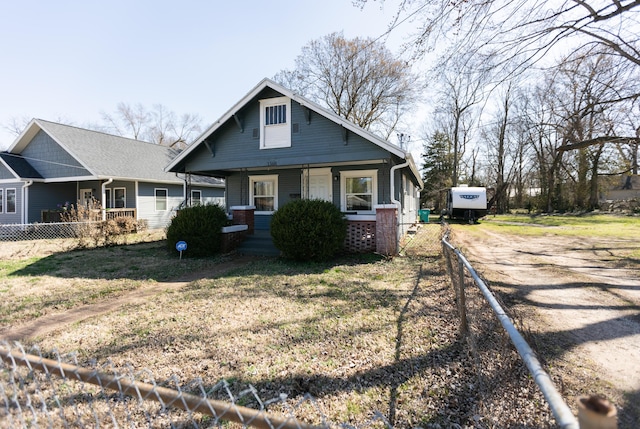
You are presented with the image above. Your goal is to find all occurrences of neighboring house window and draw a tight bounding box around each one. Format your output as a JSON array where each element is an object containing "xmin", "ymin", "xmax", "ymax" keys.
[
  {"xmin": 341, "ymin": 170, "xmax": 378, "ymax": 213},
  {"xmin": 155, "ymin": 188, "xmax": 168, "ymax": 211},
  {"xmin": 6, "ymin": 189, "xmax": 16, "ymax": 213},
  {"xmin": 0, "ymin": 189, "xmax": 3, "ymax": 213},
  {"xmin": 114, "ymin": 188, "xmax": 126, "ymax": 208},
  {"xmin": 250, "ymin": 175, "xmax": 278, "ymax": 212},
  {"xmin": 105, "ymin": 188, "xmax": 113, "ymax": 209},
  {"xmin": 259, "ymin": 97, "xmax": 291, "ymax": 149},
  {"xmin": 191, "ymin": 190, "xmax": 202, "ymax": 206}
]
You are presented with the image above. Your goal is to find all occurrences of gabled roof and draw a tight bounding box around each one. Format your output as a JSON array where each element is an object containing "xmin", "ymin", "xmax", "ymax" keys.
[
  {"xmin": 0, "ymin": 153, "xmax": 43, "ymax": 179},
  {"xmin": 8, "ymin": 119, "xmax": 223, "ymax": 186},
  {"xmin": 166, "ymin": 78, "xmax": 423, "ymax": 187}
]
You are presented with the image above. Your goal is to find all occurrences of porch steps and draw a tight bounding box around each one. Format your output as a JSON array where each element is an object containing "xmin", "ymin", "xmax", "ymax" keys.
[{"xmin": 236, "ymin": 230, "xmax": 281, "ymax": 257}]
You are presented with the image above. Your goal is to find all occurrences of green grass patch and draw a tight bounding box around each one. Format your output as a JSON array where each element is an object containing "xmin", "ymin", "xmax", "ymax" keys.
[{"xmin": 478, "ymin": 214, "xmax": 640, "ymax": 240}]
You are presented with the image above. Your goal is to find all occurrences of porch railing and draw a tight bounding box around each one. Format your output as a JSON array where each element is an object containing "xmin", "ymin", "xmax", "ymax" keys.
[{"xmin": 41, "ymin": 208, "xmax": 136, "ymax": 223}]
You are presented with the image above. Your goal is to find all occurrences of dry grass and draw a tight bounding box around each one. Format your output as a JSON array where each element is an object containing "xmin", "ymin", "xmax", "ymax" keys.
[{"xmin": 1, "ymin": 227, "xmax": 562, "ymax": 428}]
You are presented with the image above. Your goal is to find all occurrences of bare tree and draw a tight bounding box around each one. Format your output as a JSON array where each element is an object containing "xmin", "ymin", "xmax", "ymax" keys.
[
  {"xmin": 482, "ymin": 82, "xmax": 518, "ymax": 213},
  {"xmin": 432, "ymin": 54, "xmax": 488, "ymax": 186},
  {"xmin": 97, "ymin": 103, "xmax": 203, "ymax": 148},
  {"xmin": 551, "ymin": 47, "xmax": 637, "ymax": 208},
  {"xmin": 358, "ymin": 1, "xmax": 640, "ymax": 72},
  {"xmin": 274, "ymin": 32, "xmax": 418, "ymax": 140}
]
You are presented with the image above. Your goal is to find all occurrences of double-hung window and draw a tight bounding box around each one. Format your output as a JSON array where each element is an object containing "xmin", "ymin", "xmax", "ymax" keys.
[
  {"xmin": 250, "ymin": 175, "xmax": 278, "ymax": 213},
  {"xmin": 259, "ymin": 97, "xmax": 291, "ymax": 149},
  {"xmin": 191, "ymin": 190, "xmax": 202, "ymax": 206},
  {"xmin": 341, "ymin": 170, "xmax": 378, "ymax": 213},
  {"xmin": 155, "ymin": 188, "xmax": 168, "ymax": 211},
  {"xmin": 114, "ymin": 188, "xmax": 126, "ymax": 208},
  {"xmin": 6, "ymin": 189, "xmax": 15, "ymax": 213},
  {"xmin": 105, "ymin": 189, "xmax": 113, "ymax": 209}
]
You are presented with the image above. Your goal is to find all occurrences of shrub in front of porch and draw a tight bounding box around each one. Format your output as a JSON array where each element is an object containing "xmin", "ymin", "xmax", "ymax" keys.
[
  {"xmin": 165, "ymin": 204, "xmax": 229, "ymax": 257},
  {"xmin": 271, "ymin": 199, "xmax": 347, "ymax": 261}
]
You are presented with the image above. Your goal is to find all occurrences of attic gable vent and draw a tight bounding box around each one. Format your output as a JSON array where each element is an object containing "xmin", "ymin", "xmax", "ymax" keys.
[
  {"xmin": 252, "ymin": 128, "xmax": 259, "ymax": 139},
  {"xmin": 292, "ymin": 123, "xmax": 299, "ymax": 133}
]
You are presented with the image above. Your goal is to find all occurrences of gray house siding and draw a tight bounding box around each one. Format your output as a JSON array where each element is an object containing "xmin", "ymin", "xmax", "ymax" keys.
[
  {"xmin": 0, "ymin": 181, "xmax": 24, "ymax": 224},
  {"xmin": 137, "ymin": 182, "xmax": 183, "ymax": 229},
  {"xmin": 225, "ymin": 163, "xmax": 394, "ymax": 215},
  {"xmin": 183, "ymin": 96, "xmax": 390, "ymax": 175},
  {"xmin": 102, "ymin": 180, "xmax": 136, "ymax": 208},
  {"xmin": 21, "ymin": 130, "xmax": 90, "ymax": 178},
  {"xmin": 28, "ymin": 182, "xmax": 77, "ymax": 223},
  {"xmin": 190, "ymin": 186, "xmax": 224, "ymax": 206},
  {"xmin": 0, "ymin": 163, "xmax": 15, "ymax": 180}
]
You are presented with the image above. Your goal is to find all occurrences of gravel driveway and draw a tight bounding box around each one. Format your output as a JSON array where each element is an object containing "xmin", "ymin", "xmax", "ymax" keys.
[{"xmin": 451, "ymin": 225, "xmax": 640, "ymax": 426}]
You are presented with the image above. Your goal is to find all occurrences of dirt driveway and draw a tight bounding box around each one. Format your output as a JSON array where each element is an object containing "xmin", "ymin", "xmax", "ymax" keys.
[{"xmin": 451, "ymin": 224, "xmax": 640, "ymax": 421}]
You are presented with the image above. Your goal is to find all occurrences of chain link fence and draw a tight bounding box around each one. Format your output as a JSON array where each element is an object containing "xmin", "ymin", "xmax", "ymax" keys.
[
  {"xmin": 0, "ymin": 341, "xmax": 338, "ymax": 429},
  {"xmin": 0, "ymin": 222, "xmax": 93, "ymax": 242},
  {"xmin": 440, "ymin": 226, "xmax": 590, "ymax": 428},
  {"xmin": 398, "ymin": 222, "xmax": 442, "ymax": 257}
]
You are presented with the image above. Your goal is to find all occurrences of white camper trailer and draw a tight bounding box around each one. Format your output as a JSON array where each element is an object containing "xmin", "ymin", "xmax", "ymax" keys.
[{"xmin": 445, "ymin": 186, "xmax": 488, "ymax": 223}]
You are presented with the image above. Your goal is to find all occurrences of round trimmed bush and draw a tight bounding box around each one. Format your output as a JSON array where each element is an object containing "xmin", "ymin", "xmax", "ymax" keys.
[
  {"xmin": 165, "ymin": 204, "xmax": 229, "ymax": 257},
  {"xmin": 271, "ymin": 199, "xmax": 347, "ymax": 261}
]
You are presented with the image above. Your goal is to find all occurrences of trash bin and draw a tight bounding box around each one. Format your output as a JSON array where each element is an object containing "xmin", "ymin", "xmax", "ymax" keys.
[{"xmin": 418, "ymin": 209, "xmax": 430, "ymax": 223}]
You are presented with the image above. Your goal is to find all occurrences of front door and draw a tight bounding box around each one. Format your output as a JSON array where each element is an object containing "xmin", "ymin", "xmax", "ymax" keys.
[
  {"xmin": 80, "ymin": 188, "xmax": 93, "ymax": 207},
  {"xmin": 303, "ymin": 168, "xmax": 332, "ymax": 202}
]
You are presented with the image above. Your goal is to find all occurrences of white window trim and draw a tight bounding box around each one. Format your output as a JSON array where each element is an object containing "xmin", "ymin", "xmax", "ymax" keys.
[
  {"xmin": 191, "ymin": 189, "xmax": 202, "ymax": 206},
  {"xmin": 6, "ymin": 188, "xmax": 16, "ymax": 214},
  {"xmin": 0, "ymin": 189, "xmax": 3, "ymax": 213},
  {"xmin": 259, "ymin": 97, "xmax": 291, "ymax": 149},
  {"xmin": 155, "ymin": 188, "xmax": 168, "ymax": 212},
  {"xmin": 340, "ymin": 170, "xmax": 378, "ymax": 214},
  {"xmin": 114, "ymin": 187, "xmax": 126, "ymax": 208},
  {"xmin": 249, "ymin": 174, "xmax": 278, "ymax": 214},
  {"xmin": 105, "ymin": 188, "xmax": 113, "ymax": 209}
]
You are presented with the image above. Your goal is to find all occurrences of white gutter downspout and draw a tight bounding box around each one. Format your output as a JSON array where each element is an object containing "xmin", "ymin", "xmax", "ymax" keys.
[
  {"xmin": 389, "ymin": 160, "xmax": 410, "ymax": 252},
  {"xmin": 22, "ymin": 181, "xmax": 33, "ymax": 224},
  {"xmin": 101, "ymin": 178, "xmax": 113, "ymax": 221},
  {"xmin": 390, "ymin": 160, "xmax": 410, "ymax": 213}
]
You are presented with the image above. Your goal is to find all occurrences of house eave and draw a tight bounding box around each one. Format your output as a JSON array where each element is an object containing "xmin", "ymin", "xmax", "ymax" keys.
[{"xmin": 166, "ymin": 78, "xmax": 410, "ymax": 173}]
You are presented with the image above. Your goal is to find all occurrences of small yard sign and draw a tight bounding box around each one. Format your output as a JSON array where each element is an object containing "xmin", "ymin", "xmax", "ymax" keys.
[{"xmin": 176, "ymin": 241, "xmax": 187, "ymax": 259}]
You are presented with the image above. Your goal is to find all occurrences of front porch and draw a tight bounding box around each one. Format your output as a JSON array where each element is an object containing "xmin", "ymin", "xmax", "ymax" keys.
[{"xmin": 225, "ymin": 204, "xmax": 402, "ymax": 256}]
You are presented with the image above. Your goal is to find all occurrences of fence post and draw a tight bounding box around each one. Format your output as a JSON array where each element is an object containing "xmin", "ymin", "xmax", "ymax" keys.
[
  {"xmin": 457, "ymin": 254, "xmax": 468, "ymax": 335},
  {"xmin": 577, "ymin": 395, "xmax": 617, "ymax": 429}
]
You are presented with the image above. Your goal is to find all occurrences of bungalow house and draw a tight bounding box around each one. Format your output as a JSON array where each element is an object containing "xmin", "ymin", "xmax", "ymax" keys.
[
  {"xmin": 166, "ymin": 78, "xmax": 423, "ymax": 254},
  {"xmin": 0, "ymin": 119, "xmax": 224, "ymax": 229}
]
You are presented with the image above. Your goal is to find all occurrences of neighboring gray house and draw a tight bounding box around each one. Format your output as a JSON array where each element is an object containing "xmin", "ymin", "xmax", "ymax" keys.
[
  {"xmin": 0, "ymin": 119, "xmax": 224, "ymax": 229},
  {"xmin": 166, "ymin": 78, "xmax": 423, "ymax": 253}
]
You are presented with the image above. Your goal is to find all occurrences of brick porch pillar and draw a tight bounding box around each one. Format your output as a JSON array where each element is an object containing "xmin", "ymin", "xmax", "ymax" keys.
[
  {"xmin": 231, "ymin": 206, "xmax": 255, "ymax": 235},
  {"xmin": 375, "ymin": 204, "xmax": 398, "ymax": 256}
]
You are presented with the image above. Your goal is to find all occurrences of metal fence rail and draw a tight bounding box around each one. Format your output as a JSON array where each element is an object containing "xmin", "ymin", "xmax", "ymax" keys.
[
  {"xmin": 0, "ymin": 342, "xmax": 329, "ymax": 429},
  {"xmin": 441, "ymin": 230, "xmax": 580, "ymax": 429}
]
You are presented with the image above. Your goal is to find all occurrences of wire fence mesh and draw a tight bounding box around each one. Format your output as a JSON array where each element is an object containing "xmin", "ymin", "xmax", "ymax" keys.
[
  {"xmin": 398, "ymin": 222, "xmax": 442, "ymax": 257},
  {"xmin": 0, "ymin": 341, "xmax": 333, "ymax": 429},
  {"xmin": 0, "ymin": 222, "xmax": 94, "ymax": 242}
]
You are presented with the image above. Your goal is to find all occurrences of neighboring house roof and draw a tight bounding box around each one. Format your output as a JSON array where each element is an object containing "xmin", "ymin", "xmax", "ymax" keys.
[
  {"xmin": 7, "ymin": 119, "xmax": 223, "ymax": 186},
  {"xmin": 166, "ymin": 78, "xmax": 423, "ymax": 188},
  {"xmin": 0, "ymin": 152, "xmax": 43, "ymax": 179}
]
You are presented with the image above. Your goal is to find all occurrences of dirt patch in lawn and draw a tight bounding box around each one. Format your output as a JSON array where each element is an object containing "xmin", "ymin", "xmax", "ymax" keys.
[{"xmin": 450, "ymin": 222, "xmax": 640, "ymax": 426}]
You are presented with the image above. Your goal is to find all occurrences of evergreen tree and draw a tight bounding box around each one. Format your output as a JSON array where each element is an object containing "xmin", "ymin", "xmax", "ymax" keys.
[{"xmin": 421, "ymin": 131, "xmax": 454, "ymax": 211}]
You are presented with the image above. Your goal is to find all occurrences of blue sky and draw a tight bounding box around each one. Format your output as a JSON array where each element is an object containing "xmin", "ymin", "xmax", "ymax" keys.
[{"xmin": 0, "ymin": 0, "xmax": 421, "ymax": 151}]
